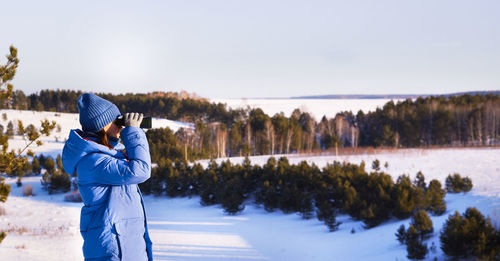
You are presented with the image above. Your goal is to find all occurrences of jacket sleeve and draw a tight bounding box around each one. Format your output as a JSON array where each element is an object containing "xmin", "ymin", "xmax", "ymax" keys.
[{"xmin": 77, "ymin": 127, "xmax": 152, "ymax": 185}]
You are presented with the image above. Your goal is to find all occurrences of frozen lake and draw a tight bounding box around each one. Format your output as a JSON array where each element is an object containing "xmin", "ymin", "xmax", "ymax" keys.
[{"xmin": 210, "ymin": 98, "xmax": 401, "ymax": 119}]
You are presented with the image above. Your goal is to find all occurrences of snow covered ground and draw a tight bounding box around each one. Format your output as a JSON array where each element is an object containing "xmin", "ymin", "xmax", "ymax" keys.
[
  {"xmin": 1, "ymin": 148, "xmax": 500, "ymax": 260},
  {"xmin": 0, "ymin": 109, "xmax": 193, "ymax": 158},
  {"xmin": 210, "ymin": 98, "xmax": 400, "ymax": 119},
  {"xmin": 198, "ymin": 148, "xmax": 500, "ymax": 198},
  {"xmin": 1, "ymin": 109, "xmax": 500, "ymax": 260}
]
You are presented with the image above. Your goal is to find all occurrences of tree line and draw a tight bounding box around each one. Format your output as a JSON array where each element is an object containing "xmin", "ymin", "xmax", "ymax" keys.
[
  {"xmin": 4, "ymin": 89, "xmax": 500, "ymax": 161},
  {"xmin": 357, "ymin": 95, "xmax": 500, "ymax": 147}
]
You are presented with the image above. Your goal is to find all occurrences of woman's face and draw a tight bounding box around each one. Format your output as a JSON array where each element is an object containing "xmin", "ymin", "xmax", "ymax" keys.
[{"xmin": 103, "ymin": 121, "xmax": 123, "ymax": 138}]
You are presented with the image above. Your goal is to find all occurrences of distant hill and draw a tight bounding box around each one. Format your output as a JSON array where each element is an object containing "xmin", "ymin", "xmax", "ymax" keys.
[{"xmin": 292, "ymin": 90, "xmax": 500, "ymax": 99}]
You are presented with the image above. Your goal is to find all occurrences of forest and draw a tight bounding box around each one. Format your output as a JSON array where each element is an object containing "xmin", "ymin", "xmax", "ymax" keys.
[
  {"xmin": 2, "ymin": 89, "xmax": 500, "ymax": 162},
  {"xmin": 137, "ymin": 156, "xmax": 451, "ymax": 229}
]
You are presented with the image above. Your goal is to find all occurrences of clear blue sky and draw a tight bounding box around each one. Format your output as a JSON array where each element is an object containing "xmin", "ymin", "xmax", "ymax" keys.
[{"xmin": 1, "ymin": 0, "xmax": 499, "ymax": 98}]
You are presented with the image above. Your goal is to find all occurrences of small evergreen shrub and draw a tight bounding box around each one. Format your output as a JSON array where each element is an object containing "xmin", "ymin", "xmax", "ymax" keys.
[
  {"xmin": 41, "ymin": 155, "xmax": 71, "ymax": 194},
  {"xmin": 0, "ymin": 231, "xmax": 6, "ymax": 244},
  {"xmin": 396, "ymin": 224, "xmax": 406, "ymax": 244},
  {"xmin": 0, "ymin": 181, "xmax": 11, "ymax": 203},
  {"xmin": 42, "ymin": 171, "xmax": 71, "ymax": 194},
  {"xmin": 440, "ymin": 208, "xmax": 500, "ymax": 260},
  {"xmin": 372, "ymin": 159, "xmax": 381, "ymax": 171},
  {"xmin": 406, "ymin": 225, "xmax": 428, "ymax": 260},
  {"xmin": 411, "ymin": 210, "xmax": 434, "ymax": 240},
  {"xmin": 31, "ymin": 157, "xmax": 41, "ymax": 174},
  {"xmin": 426, "ymin": 180, "xmax": 446, "ymax": 215},
  {"xmin": 396, "ymin": 210, "xmax": 433, "ymax": 260},
  {"xmin": 445, "ymin": 173, "xmax": 473, "ymax": 193},
  {"xmin": 316, "ymin": 201, "xmax": 341, "ymax": 232}
]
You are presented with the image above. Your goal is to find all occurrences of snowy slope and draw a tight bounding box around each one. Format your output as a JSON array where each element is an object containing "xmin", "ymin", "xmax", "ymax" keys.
[
  {"xmin": 210, "ymin": 98, "xmax": 400, "ymax": 119},
  {"xmin": 1, "ymin": 109, "xmax": 500, "ymax": 260},
  {"xmin": 198, "ymin": 148, "xmax": 500, "ymax": 198},
  {"xmin": 0, "ymin": 109, "xmax": 193, "ymax": 158},
  {"xmin": 0, "ymin": 177, "xmax": 83, "ymax": 260},
  {"xmin": 1, "ymin": 148, "xmax": 499, "ymax": 261}
]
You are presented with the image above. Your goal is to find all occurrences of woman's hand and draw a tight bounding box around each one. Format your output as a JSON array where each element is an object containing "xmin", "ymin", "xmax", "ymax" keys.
[{"xmin": 123, "ymin": 112, "xmax": 144, "ymax": 127}]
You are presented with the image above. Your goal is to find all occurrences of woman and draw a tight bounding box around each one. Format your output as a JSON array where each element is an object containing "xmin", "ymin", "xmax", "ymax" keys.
[{"xmin": 62, "ymin": 93, "xmax": 153, "ymax": 261}]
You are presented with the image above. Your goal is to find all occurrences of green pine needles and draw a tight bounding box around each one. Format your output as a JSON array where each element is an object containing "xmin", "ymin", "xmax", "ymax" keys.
[{"xmin": 140, "ymin": 157, "xmax": 452, "ymax": 231}]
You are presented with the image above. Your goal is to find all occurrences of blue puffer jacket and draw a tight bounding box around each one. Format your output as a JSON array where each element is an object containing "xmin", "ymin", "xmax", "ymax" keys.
[{"xmin": 62, "ymin": 127, "xmax": 153, "ymax": 261}]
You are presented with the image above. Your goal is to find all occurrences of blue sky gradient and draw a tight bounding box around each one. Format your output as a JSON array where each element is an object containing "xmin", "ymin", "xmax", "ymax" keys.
[{"xmin": 1, "ymin": 0, "xmax": 499, "ymax": 98}]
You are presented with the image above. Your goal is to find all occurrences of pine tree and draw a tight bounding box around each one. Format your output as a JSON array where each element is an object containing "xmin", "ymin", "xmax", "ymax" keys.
[
  {"xmin": 395, "ymin": 224, "xmax": 406, "ymax": 244},
  {"xmin": 462, "ymin": 177, "xmax": 473, "ymax": 192},
  {"xmin": 316, "ymin": 200, "xmax": 341, "ymax": 232},
  {"xmin": 166, "ymin": 163, "xmax": 180, "ymax": 197},
  {"xmin": 56, "ymin": 154, "xmax": 64, "ymax": 171},
  {"xmin": 411, "ymin": 210, "xmax": 433, "ymax": 240},
  {"xmin": 31, "ymin": 157, "xmax": 41, "ymax": 174},
  {"xmin": 372, "ymin": 159, "xmax": 381, "ymax": 171},
  {"xmin": 44, "ymin": 157, "xmax": 56, "ymax": 174},
  {"xmin": 38, "ymin": 154, "xmax": 46, "ymax": 167},
  {"xmin": 439, "ymin": 208, "xmax": 499, "ymax": 259},
  {"xmin": 0, "ymin": 45, "xmax": 20, "ymax": 245},
  {"xmin": 200, "ymin": 160, "xmax": 218, "ymax": 206},
  {"xmin": 406, "ymin": 225, "xmax": 428, "ymax": 260},
  {"xmin": 39, "ymin": 156, "xmax": 70, "ymax": 193},
  {"xmin": 393, "ymin": 175, "xmax": 416, "ymax": 219},
  {"xmin": 0, "ymin": 231, "xmax": 6, "ymax": 244},
  {"xmin": 445, "ymin": 174, "xmax": 458, "ymax": 192},
  {"xmin": 413, "ymin": 186, "xmax": 426, "ymax": 211},
  {"xmin": 343, "ymin": 181, "xmax": 360, "ymax": 218},
  {"xmin": 414, "ymin": 171, "xmax": 426, "ymax": 190},
  {"xmin": 279, "ymin": 186, "xmax": 296, "ymax": 214},
  {"xmin": 425, "ymin": 179, "xmax": 446, "ymax": 215},
  {"xmin": 440, "ymin": 211, "xmax": 467, "ymax": 258},
  {"xmin": 461, "ymin": 207, "xmax": 497, "ymax": 259},
  {"xmin": 262, "ymin": 181, "xmax": 279, "ymax": 212},
  {"xmin": 6, "ymin": 121, "xmax": 13, "ymax": 138},
  {"xmin": 16, "ymin": 120, "xmax": 24, "ymax": 135},
  {"xmin": 299, "ymin": 192, "xmax": 314, "ymax": 220},
  {"xmin": 0, "ymin": 178, "xmax": 10, "ymax": 202},
  {"xmin": 221, "ymin": 177, "xmax": 245, "ymax": 215},
  {"xmin": 48, "ymin": 171, "xmax": 71, "ymax": 194},
  {"xmin": 445, "ymin": 173, "xmax": 473, "ymax": 193}
]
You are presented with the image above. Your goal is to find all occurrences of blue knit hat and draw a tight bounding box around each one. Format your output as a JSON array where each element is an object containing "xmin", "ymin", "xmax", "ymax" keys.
[{"xmin": 77, "ymin": 93, "xmax": 121, "ymax": 132}]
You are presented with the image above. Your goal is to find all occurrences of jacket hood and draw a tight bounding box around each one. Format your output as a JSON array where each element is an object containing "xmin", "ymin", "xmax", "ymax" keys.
[{"xmin": 62, "ymin": 129, "xmax": 123, "ymax": 175}]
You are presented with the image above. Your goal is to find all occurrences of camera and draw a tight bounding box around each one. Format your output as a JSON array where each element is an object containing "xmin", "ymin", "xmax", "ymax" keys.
[{"xmin": 114, "ymin": 115, "xmax": 152, "ymax": 129}]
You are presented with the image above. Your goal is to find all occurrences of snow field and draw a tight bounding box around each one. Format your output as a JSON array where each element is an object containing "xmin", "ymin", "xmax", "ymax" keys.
[
  {"xmin": 1, "ymin": 109, "xmax": 500, "ymax": 260},
  {"xmin": 1, "ymin": 148, "xmax": 499, "ymax": 260},
  {"xmin": 0, "ymin": 109, "xmax": 193, "ymax": 158},
  {"xmin": 0, "ymin": 177, "xmax": 83, "ymax": 260},
  {"xmin": 198, "ymin": 147, "xmax": 500, "ymax": 198}
]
